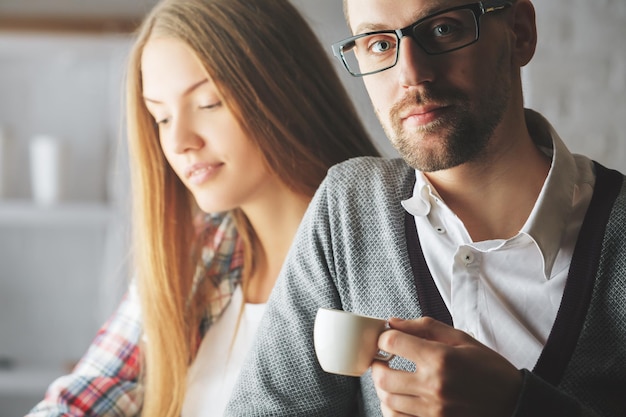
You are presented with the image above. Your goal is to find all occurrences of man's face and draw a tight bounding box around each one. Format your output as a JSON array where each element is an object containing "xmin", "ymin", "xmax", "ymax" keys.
[{"xmin": 346, "ymin": 0, "xmax": 513, "ymax": 172}]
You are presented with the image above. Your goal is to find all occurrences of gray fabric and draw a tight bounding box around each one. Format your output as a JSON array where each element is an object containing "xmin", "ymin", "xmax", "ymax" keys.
[
  {"xmin": 554, "ymin": 171, "xmax": 626, "ymax": 416},
  {"xmin": 226, "ymin": 156, "xmax": 626, "ymax": 417}
]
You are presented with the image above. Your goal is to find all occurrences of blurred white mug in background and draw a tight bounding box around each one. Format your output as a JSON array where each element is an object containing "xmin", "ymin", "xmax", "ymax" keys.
[{"xmin": 29, "ymin": 135, "xmax": 64, "ymax": 206}]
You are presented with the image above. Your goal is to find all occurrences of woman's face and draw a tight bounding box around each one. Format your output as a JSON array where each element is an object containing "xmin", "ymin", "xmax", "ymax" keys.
[{"xmin": 141, "ymin": 36, "xmax": 276, "ymax": 213}]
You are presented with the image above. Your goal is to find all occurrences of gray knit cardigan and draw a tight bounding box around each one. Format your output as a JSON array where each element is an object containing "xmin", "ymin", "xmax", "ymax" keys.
[{"xmin": 227, "ymin": 156, "xmax": 626, "ymax": 417}]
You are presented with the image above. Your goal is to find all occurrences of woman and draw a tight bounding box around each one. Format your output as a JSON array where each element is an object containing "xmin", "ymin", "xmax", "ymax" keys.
[{"xmin": 27, "ymin": 0, "xmax": 379, "ymax": 416}]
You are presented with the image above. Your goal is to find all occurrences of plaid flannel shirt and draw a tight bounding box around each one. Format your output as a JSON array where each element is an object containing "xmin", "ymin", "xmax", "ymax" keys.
[{"xmin": 27, "ymin": 211, "xmax": 243, "ymax": 417}]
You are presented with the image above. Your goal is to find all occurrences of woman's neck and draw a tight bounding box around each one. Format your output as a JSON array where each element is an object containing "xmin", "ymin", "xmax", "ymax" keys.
[{"xmin": 241, "ymin": 185, "xmax": 310, "ymax": 304}]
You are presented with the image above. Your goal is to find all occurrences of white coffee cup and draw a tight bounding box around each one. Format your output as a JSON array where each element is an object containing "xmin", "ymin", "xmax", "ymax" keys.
[{"xmin": 314, "ymin": 308, "xmax": 393, "ymax": 377}]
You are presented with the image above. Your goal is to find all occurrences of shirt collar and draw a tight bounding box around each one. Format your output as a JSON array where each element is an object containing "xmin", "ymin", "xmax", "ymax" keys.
[
  {"xmin": 402, "ymin": 109, "xmax": 579, "ymax": 279},
  {"xmin": 520, "ymin": 109, "xmax": 577, "ymax": 279},
  {"xmin": 401, "ymin": 179, "xmax": 432, "ymax": 216}
]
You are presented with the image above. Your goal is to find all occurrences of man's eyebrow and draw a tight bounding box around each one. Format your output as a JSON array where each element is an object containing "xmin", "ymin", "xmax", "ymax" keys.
[
  {"xmin": 352, "ymin": 3, "xmax": 449, "ymax": 35},
  {"xmin": 143, "ymin": 78, "xmax": 210, "ymax": 103},
  {"xmin": 353, "ymin": 22, "xmax": 392, "ymax": 35}
]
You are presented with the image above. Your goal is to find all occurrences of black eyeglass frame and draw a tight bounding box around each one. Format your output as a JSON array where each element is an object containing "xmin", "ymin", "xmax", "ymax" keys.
[{"xmin": 332, "ymin": 1, "xmax": 513, "ymax": 77}]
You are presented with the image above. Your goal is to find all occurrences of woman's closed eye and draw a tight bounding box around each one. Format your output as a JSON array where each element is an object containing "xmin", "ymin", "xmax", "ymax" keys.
[
  {"xmin": 200, "ymin": 101, "xmax": 222, "ymax": 110},
  {"xmin": 148, "ymin": 99, "xmax": 222, "ymax": 127}
]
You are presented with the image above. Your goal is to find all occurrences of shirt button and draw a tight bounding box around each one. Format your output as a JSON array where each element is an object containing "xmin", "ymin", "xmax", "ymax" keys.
[
  {"xmin": 435, "ymin": 226, "xmax": 446, "ymax": 234},
  {"xmin": 463, "ymin": 252, "xmax": 474, "ymax": 265}
]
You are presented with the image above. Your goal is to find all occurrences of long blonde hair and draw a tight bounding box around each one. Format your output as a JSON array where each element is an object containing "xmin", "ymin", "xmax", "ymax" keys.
[{"xmin": 125, "ymin": 0, "xmax": 379, "ymax": 415}]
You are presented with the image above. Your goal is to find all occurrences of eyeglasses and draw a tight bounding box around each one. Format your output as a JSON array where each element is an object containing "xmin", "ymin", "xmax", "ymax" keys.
[{"xmin": 332, "ymin": 1, "xmax": 512, "ymax": 77}]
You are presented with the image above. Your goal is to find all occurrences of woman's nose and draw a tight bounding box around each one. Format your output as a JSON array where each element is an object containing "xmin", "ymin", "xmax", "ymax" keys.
[{"xmin": 166, "ymin": 115, "xmax": 205, "ymax": 154}]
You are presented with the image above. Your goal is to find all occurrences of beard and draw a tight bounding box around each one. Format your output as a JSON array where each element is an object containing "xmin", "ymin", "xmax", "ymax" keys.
[{"xmin": 382, "ymin": 54, "xmax": 511, "ymax": 172}]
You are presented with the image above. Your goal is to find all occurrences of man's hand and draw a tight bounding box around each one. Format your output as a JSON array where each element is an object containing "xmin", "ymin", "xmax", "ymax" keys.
[{"xmin": 371, "ymin": 317, "xmax": 523, "ymax": 417}]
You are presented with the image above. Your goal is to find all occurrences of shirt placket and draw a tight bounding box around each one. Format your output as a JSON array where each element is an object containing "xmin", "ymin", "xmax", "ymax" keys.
[{"xmin": 451, "ymin": 245, "xmax": 482, "ymax": 340}]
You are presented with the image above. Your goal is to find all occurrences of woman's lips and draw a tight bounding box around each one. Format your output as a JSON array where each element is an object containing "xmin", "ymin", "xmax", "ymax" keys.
[{"xmin": 185, "ymin": 162, "xmax": 224, "ymax": 185}]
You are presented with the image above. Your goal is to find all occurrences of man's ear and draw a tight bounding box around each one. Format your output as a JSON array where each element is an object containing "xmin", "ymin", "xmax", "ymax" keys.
[{"xmin": 510, "ymin": 0, "xmax": 537, "ymax": 67}]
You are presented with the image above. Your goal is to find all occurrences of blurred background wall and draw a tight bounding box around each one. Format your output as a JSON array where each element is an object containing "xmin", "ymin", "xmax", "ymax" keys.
[{"xmin": 0, "ymin": 1, "xmax": 624, "ymax": 415}]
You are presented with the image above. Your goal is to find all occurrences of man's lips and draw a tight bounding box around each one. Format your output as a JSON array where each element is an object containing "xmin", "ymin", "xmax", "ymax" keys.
[
  {"xmin": 400, "ymin": 104, "xmax": 446, "ymax": 120},
  {"xmin": 400, "ymin": 105, "xmax": 448, "ymax": 127}
]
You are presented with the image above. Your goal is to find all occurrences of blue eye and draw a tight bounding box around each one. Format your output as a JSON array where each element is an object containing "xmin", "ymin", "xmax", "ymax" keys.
[
  {"xmin": 433, "ymin": 24, "xmax": 453, "ymax": 37},
  {"xmin": 365, "ymin": 34, "xmax": 397, "ymax": 55},
  {"xmin": 371, "ymin": 39, "xmax": 393, "ymax": 53}
]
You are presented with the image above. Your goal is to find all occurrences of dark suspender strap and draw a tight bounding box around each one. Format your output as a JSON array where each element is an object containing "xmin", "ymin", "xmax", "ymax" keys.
[
  {"xmin": 533, "ymin": 162, "xmax": 624, "ymax": 384},
  {"xmin": 405, "ymin": 210, "xmax": 453, "ymax": 326}
]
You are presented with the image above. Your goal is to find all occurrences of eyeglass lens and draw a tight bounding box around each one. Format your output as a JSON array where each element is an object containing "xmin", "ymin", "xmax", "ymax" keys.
[{"xmin": 341, "ymin": 8, "xmax": 479, "ymax": 76}]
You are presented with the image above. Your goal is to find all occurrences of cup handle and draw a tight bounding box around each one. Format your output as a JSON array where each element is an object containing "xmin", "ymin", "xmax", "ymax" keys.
[
  {"xmin": 374, "ymin": 325, "xmax": 394, "ymax": 362},
  {"xmin": 374, "ymin": 350, "xmax": 394, "ymax": 362}
]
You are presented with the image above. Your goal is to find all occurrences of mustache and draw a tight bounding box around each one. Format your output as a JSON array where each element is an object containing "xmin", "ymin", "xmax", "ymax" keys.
[{"xmin": 390, "ymin": 86, "xmax": 468, "ymax": 120}]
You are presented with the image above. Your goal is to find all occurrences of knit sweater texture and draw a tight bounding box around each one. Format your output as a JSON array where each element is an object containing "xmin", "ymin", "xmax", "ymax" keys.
[{"xmin": 227, "ymin": 156, "xmax": 626, "ymax": 417}]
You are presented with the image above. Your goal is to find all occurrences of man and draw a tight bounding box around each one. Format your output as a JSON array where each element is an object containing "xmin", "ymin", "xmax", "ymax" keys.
[{"xmin": 227, "ymin": 0, "xmax": 626, "ymax": 416}]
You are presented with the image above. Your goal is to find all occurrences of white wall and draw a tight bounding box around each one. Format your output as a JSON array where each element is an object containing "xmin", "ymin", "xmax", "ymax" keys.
[{"xmin": 525, "ymin": 0, "xmax": 626, "ymax": 172}]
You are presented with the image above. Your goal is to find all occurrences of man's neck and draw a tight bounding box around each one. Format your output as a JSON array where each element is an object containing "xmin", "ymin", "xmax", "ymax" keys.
[{"xmin": 424, "ymin": 130, "xmax": 551, "ymax": 242}]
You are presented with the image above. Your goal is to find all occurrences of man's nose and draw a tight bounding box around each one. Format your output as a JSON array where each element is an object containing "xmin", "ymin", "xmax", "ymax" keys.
[{"xmin": 396, "ymin": 37, "xmax": 436, "ymax": 88}]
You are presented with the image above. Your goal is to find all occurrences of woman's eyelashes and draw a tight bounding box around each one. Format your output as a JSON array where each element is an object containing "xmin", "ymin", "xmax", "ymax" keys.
[
  {"xmin": 200, "ymin": 101, "xmax": 222, "ymax": 110},
  {"xmin": 155, "ymin": 116, "xmax": 170, "ymax": 126},
  {"xmin": 150, "ymin": 99, "xmax": 222, "ymax": 126}
]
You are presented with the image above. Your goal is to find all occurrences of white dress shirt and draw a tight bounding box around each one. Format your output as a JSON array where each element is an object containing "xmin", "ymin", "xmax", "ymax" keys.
[{"xmin": 401, "ymin": 113, "xmax": 596, "ymax": 370}]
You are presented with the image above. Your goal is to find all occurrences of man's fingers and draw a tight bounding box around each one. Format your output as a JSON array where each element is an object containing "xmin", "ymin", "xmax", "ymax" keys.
[
  {"xmin": 374, "ymin": 318, "xmax": 524, "ymax": 417},
  {"xmin": 378, "ymin": 318, "xmax": 469, "ymax": 366},
  {"xmin": 371, "ymin": 360, "xmax": 420, "ymax": 396},
  {"xmin": 372, "ymin": 362, "xmax": 431, "ymax": 416},
  {"xmin": 387, "ymin": 316, "xmax": 473, "ymax": 346}
]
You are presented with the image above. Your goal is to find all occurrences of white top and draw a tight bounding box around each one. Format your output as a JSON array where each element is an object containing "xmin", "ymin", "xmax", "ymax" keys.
[
  {"xmin": 402, "ymin": 119, "xmax": 596, "ymax": 370},
  {"xmin": 182, "ymin": 286, "xmax": 266, "ymax": 417}
]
